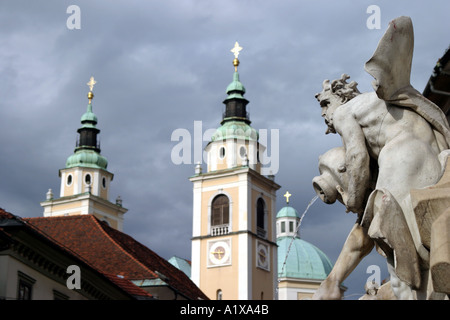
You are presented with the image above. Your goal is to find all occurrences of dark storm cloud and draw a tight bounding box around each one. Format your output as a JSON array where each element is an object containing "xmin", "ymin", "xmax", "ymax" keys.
[{"xmin": 0, "ymin": 0, "xmax": 448, "ymax": 299}]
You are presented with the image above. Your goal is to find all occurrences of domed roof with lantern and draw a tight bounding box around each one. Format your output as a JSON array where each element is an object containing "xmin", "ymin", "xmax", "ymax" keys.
[
  {"xmin": 211, "ymin": 42, "xmax": 259, "ymax": 143},
  {"xmin": 65, "ymin": 77, "xmax": 109, "ymax": 170},
  {"xmin": 277, "ymin": 192, "xmax": 333, "ymax": 280}
]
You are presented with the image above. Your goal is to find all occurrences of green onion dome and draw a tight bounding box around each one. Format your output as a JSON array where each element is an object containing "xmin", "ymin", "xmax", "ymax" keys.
[
  {"xmin": 211, "ymin": 120, "xmax": 258, "ymax": 142},
  {"xmin": 66, "ymin": 149, "xmax": 108, "ymax": 170}
]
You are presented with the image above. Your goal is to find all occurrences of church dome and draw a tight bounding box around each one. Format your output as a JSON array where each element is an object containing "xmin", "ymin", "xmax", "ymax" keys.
[
  {"xmin": 66, "ymin": 149, "xmax": 108, "ymax": 170},
  {"xmin": 276, "ymin": 206, "xmax": 299, "ymax": 219},
  {"xmin": 65, "ymin": 82, "xmax": 109, "ymax": 171},
  {"xmin": 277, "ymin": 236, "xmax": 333, "ymax": 280},
  {"xmin": 211, "ymin": 120, "xmax": 258, "ymax": 142},
  {"xmin": 276, "ymin": 194, "xmax": 334, "ymax": 281}
]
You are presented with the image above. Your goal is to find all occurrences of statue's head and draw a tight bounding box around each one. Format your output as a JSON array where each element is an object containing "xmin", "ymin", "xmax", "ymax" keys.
[{"xmin": 315, "ymin": 74, "xmax": 360, "ymax": 134}]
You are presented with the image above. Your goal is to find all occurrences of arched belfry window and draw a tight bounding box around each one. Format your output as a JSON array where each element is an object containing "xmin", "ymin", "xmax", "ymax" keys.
[
  {"xmin": 257, "ymin": 198, "xmax": 266, "ymax": 238},
  {"xmin": 211, "ymin": 195, "xmax": 230, "ymax": 236}
]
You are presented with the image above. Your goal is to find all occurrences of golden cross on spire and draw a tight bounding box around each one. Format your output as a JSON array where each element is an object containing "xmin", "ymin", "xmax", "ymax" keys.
[
  {"xmin": 87, "ymin": 76, "xmax": 97, "ymax": 92},
  {"xmin": 284, "ymin": 191, "xmax": 292, "ymax": 204},
  {"xmin": 86, "ymin": 76, "xmax": 96, "ymax": 104},
  {"xmin": 231, "ymin": 41, "xmax": 243, "ymax": 59},
  {"xmin": 230, "ymin": 42, "xmax": 243, "ymax": 71}
]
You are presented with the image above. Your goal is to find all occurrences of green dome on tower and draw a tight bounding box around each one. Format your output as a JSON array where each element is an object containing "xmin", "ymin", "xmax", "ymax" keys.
[
  {"xmin": 65, "ymin": 76, "xmax": 108, "ymax": 171},
  {"xmin": 211, "ymin": 120, "xmax": 258, "ymax": 142},
  {"xmin": 276, "ymin": 192, "xmax": 333, "ymax": 281},
  {"xmin": 278, "ymin": 237, "xmax": 333, "ymax": 280},
  {"xmin": 219, "ymin": 41, "xmax": 252, "ymax": 127},
  {"xmin": 276, "ymin": 206, "xmax": 300, "ymax": 219},
  {"xmin": 66, "ymin": 149, "xmax": 108, "ymax": 169},
  {"xmin": 212, "ymin": 42, "xmax": 259, "ymax": 142}
]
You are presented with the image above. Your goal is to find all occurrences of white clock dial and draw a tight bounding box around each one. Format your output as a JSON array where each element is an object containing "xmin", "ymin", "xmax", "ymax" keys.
[
  {"xmin": 257, "ymin": 242, "xmax": 269, "ymax": 270},
  {"xmin": 208, "ymin": 240, "xmax": 231, "ymax": 266}
]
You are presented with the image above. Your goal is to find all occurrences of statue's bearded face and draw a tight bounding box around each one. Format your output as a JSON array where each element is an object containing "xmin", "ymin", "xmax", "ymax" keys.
[
  {"xmin": 315, "ymin": 75, "xmax": 360, "ymax": 134},
  {"xmin": 316, "ymin": 75, "xmax": 360, "ymax": 135},
  {"xmin": 316, "ymin": 90, "xmax": 342, "ymax": 134}
]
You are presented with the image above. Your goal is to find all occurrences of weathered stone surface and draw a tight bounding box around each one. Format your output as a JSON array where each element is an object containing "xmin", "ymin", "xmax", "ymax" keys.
[
  {"xmin": 311, "ymin": 16, "xmax": 450, "ymax": 300},
  {"xmin": 430, "ymin": 209, "xmax": 450, "ymax": 294},
  {"xmin": 411, "ymin": 156, "xmax": 450, "ymax": 249},
  {"xmin": 312, "ymin": 147, "xmax": 349, "ymax": 206},
  {"xmin": 359, "ymin": 281, "xmax": 397, "ymax": 300}
]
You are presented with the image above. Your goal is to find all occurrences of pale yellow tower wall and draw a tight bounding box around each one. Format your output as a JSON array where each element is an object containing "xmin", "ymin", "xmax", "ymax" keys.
[
  {"xmin": 44, "ymin": 200, "xmax": 84, "ymax": 216},
  {"xmin": 250, "ymin": 185, "xmax": 275, "ymax": 240},
  {"xmin": 60, "ymin": 169, "xmax": 75, "ymax": 196},
  {"xmin": 252, "ymin": 254, "xmax": 275, "ymax": 299},
  {"xmin": 198, "ymin": 236, "xmax": 240, "ymax": 300},
  {"xmin": 92, "ymin": 201, "xmax": 121, "ymax": 229},
  {"xmin": 208, "ymin": 140, "xmax": 262, "ymax": 174},
  {"xmin": 277, "ymin": 279, "xmax": 322, "ymax": 300},
  {"xmin": 250, "ymin": 183, "xmax": 277, "ymax": 300},
  {"xmin": 200, "ymin": 175, "xmax": 241, "ymax": 235},
  {"xmin": 61, "ymin": 168, "xmax": 92, "ymax": 196},
  {"xmin": 92, "ymin": 212, "xmax": 119, "ymax": 230},
  {"xmin": 60, "ymin": 168, "xmax": 112, "ymax": 200},
  {"xmin": 194, "ymin": 171, "xmax": 279, "ymax": 300}
]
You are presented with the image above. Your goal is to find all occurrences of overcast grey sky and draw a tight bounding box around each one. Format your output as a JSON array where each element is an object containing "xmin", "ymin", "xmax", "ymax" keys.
[{"xmin": 0, "ymin": 0, "xmax": 448, "ymax": 299}]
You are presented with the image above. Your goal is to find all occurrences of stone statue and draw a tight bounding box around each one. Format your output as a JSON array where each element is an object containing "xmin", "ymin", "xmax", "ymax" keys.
[{"xmin": 311, "ymin": 16, "xmax": 450, "ymax": 300}]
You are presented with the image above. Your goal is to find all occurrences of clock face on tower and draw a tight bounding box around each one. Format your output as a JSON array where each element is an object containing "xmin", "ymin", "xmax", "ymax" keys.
[
  {"xmin": 257, "ymin": 241, "xmax": 269, "ymax": 270},
  {"xmin": 208, "ymin": 239, "xmax": 231, "ymax": 267}
]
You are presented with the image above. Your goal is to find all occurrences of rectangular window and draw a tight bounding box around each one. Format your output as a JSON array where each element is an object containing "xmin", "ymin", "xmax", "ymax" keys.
[
  {"xmin": 289, "ymin": 221, "xmax": 294, "ymax": 233},
  {"xmin": 17, "ymin": 271, "xmax": 35, "ymax": 300},
  {"xmin": 281, "ymin": 222, "xmax": 285, "ymax": 233}
]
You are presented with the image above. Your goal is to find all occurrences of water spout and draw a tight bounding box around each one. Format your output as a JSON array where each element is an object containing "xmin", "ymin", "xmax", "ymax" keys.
[
  {"xmin": 297, "ymin": 195, "xmax": 318, "ymax": 235},
  {"xmin": 278, "ymin": 195, "xmax": 319, "ymax": 290}
]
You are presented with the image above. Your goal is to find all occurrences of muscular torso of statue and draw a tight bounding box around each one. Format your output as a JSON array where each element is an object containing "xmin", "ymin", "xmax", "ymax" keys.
[
  {"xmin": 332, "ymin": 92, "xmax": 443, "ymax": 216},
  {"xmin": 341, "ymin": 92, "xmax": 442, "ymax": 160}
]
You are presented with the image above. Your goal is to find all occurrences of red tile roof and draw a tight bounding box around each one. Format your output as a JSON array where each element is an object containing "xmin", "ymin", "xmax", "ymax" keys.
[
  {"xmin": 0, "ymin": 208, "xmax": 17, "ymax": 220},
  {"xmin": 1, "ymin": 208, "xmax": 153, "ymax": 299},
  {"xmin": 103, "ymin": 274, "xmax": 154, "ymax": 299},
  {"xmin": 25, "ymin": 214, "xmax": 207, "ymax": 300}
]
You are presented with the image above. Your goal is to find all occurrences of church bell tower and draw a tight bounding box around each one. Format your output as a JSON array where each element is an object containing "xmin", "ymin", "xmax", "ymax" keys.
[
  {"xmin": 40, "ymin": 77, "xmax": 127, "ymax": 231},
  {"xmin": 190, "ymin": 43, "xmax": 281, "ymax": 300}
]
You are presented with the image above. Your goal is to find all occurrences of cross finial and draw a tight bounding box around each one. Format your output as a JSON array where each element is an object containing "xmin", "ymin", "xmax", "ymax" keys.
[
  {"xmin": 231, "ymin": 41, "xmax": 243, "ymax": 59},
  {"xmin": 284, "ymin": 191, "xmax": 292, "ymax": 204},
  {"xmin": 87, "ymin": 76, "xmax": 97, "ymax": 92},
  {"xmin": 230, "ymin": 42, "xmax": 243, "ymax": 72},
  {"xmin": 86, "ymin": 76, "xmax": 96, "ymax": 103}
]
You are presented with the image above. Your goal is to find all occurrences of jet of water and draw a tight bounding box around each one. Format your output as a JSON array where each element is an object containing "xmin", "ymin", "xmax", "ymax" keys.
[
  {"xmin": 297, "ymin": 195, "xmax": 319, "ymax": 235},
  {"xmin": 278, "ymin": 195, "xmax": 319, "ymax": 283}
]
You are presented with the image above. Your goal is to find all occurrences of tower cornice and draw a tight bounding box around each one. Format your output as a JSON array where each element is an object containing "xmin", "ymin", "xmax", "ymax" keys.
[{"xmin": 190, "ymin": 166, "xmax": 280, "ymax": 190}]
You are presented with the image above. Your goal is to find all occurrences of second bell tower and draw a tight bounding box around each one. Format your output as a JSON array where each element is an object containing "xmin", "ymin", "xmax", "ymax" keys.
[
  {"xmin": 190, "ymin": 43, "xmax": 281, "ymax": 300},
  {"xmin": 41, "ymin": 77, "xmax": 128, "ymax": 231}
]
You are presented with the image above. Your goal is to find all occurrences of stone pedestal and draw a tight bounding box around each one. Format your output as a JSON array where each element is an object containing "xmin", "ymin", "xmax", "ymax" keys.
[
  {"xmin": 430, "ymin": 210, "xmax": 450, "ymax": 294},
  {"xmin": 411, "ymin": 155, "xmax": 450, "ymax": 295}
]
